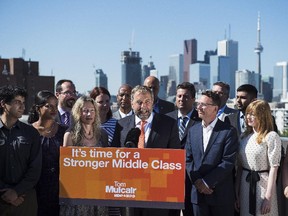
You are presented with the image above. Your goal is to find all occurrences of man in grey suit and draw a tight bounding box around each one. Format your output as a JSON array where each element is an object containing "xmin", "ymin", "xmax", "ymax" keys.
[
  {"xmin": 113, "ymin": 84, "xmax": 133, "ymax": 120},
  {"xmin": 212, "ymin": 81, "xmax": 237, "ymax": 122},
  {"xmin": 112, "ymin": 85, "xmax": 180, "ymax": 216},
  {"xmin": 143, "ymin": 76, "xmax": 175, "ymax": 114},
  {"xmin": 186, "ymin": 90, "xmax": 238, "ymax": 216},
  {"xmin": 167, "ymin": 82, "xmax": 201, "ymax": 216}
]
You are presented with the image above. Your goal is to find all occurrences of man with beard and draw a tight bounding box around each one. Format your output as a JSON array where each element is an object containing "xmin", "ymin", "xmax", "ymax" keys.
[
  {"xmin": 55, "ymin": 79, "xmax": 77, "ymax": 127},
  {"xmin": 112, "ymin": 85, "xmax": 180, "ymax": 216},
  {"xmin": 0, "ymin": 85, "xmax": 41, "ymax": 216},
  {"xmin": 113, "ymin": 84, "xmax": 133, "ymax": 119}
]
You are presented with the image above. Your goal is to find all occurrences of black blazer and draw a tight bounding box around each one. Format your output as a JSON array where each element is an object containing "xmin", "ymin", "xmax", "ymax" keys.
[
  {"xmin": 112, "ymin": 113, "xmax": 180, "ymax": 149},
  {"xmin": 166, "ymin": 109, "xmax": 201, "ymax": 149},
  {"xmin": 156, "ymin": 98, "xmax": 175, "ymax": 114}
]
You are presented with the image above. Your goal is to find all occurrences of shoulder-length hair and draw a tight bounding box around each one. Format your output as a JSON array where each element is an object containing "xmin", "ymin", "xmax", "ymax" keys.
[
  {"xmin": 70, "ymin": 96, "xmax": 102, "ymax": 146},
  {"xmin": 90, "ymin": 86, "xmax": 112, "ymax": 120},
  {"xmin": 243, "ymin": 99, "xmax": 274, "ymax": 143}
]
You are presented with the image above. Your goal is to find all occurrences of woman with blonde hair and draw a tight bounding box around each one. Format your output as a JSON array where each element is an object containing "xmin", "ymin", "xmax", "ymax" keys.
[
  {"xmin": 235, "ymin": 100, "xmax": 281, "ymax": 215},
  {"xmin": 61, "ymin": 96, "xmax": 108, "ymax": 216},
  {"xmin": 63, "ymin": 95, "xmax": 108, "ymax": 147}
]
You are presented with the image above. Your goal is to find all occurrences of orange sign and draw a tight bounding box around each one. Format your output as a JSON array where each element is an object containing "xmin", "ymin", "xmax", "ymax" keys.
[{"xmin": 59, "ymin": 147, "xmax": 185, "ymax": 209}]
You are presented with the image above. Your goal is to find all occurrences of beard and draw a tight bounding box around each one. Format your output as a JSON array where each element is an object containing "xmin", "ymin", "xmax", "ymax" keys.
[
  {"xmin": 65, "ymin": 98, "xmax": 76, "ymax": 108},
  {"xmin": 135, "ymin": 108, "xmax": 152, "ymax": 120}
]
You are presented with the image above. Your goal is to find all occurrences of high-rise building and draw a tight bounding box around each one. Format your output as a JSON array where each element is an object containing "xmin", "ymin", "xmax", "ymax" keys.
[
  {"xmin": 169, "ymin": 54, "xmax": 183, "ymax": 85},
  {"xmin": 183, "ymin": 39, "xmax": 197, "ymax": 82},
  {"xmin": 142, "ymin": 58, "xmax": 156, "ymax": 83},
  {"xmin": 0, "ymin": 57, "xmax": 54, "ymax": 114},
  {"xmin": 190, "ymin": 63, "xmax": 210, "ymax": 89},
  {"xmin": 217, "ymin": 39, "xmax": 238, "ymax": 98},
  {"xmin": 121, "ymin": 51, "xmax": 142, "ymax": 87},
  {"xmin": 94, "ymin": 69, "xmax": 108, "ymax": 89},
  {"xmin": 274, "ymin": 61, "xmax": 288, "ymax": 102},
  {"xmin": 235, "ymin": 69, "xmax": 259, "ymax": 91}
]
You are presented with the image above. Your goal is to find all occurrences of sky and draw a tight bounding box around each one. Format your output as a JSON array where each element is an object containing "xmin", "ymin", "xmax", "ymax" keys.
[{"xmin": 0, "ymin": 0, "xmax": 287, "ymax": 95}]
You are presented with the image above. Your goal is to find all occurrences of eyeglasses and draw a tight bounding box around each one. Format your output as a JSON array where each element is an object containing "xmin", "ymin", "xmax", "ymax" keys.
[
  {"xmin": 196, "ymin": 102, "xmax": 216, "ymax": 108},
  {"xmin": 60, "ymin": 91, "xmax": 78, "ymax": 96}
]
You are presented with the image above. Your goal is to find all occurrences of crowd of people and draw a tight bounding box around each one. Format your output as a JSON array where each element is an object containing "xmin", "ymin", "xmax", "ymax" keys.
[{"xmin": 0, "ymin": 77, "xmax": 287, "ymax": 216}]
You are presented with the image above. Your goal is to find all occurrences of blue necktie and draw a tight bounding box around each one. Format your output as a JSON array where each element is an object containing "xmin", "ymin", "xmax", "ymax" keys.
[{"xmin": 179, "ymin": 117, "xmax": 188, "ymax": 140}]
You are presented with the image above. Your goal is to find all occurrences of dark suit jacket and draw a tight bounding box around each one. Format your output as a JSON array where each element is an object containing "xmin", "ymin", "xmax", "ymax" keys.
[
  {"xmin": 112, "ymin": 113, "xmax": 181, "ymax": 216},
  {"xmin": 166, "ymin": 109, "xmax": 201, "ymax": 149},
  {"xmin": 112, "ymin": 113, "xmax": 180, "ymax": 149},
  {"xmin": 156, "ymin": 98, "xmax": 175, "ymax": 114},
  {"xmin": 186, "ymin": 119, "xmax": 238, "ymax": 206}
]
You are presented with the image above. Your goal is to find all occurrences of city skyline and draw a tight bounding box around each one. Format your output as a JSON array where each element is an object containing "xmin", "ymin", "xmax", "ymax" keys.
[{"xmin": 1, "ymin": 0, "xmax": 287, "ymax": 95}]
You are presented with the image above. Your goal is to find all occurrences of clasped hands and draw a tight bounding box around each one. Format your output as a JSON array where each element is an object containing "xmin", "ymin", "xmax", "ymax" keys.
[
  {"xmin": 0, "ymin": 188, "xmax": 25, "ymax": 206},
  {"xmin": 195, "ymin": 179, "xmax": 213, "ymax": 194}
]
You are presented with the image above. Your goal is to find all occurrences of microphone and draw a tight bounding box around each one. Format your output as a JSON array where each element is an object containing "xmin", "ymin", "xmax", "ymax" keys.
[{"xmin": 124, "ymin": 128, "xmax": 141, "ymax": 148}]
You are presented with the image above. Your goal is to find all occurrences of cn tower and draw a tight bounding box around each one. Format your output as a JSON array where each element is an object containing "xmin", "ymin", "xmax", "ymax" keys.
[{"xmin": 254, "ymin": 12, "xmax": 264, "ymax": 94}]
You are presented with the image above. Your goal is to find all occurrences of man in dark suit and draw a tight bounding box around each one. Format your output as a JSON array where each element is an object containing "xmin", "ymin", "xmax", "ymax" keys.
[
  {"xmin": 167, "ymin": 82, "xmax": 201, "ymax": 216},
  {"xmin": 143, "ymin": 76, "xmax": 175, "ymax": 114},
  {"xmin": 113, "ymin": 85, "xmax": 181, "ymax": 216},
  {"xmin": 226, "ymin": 84, "xmax": 278, "ymax": 137},
  {"xmin": 186, "ymin": 90, "xmax": 238, "ymax": 216},
  {"xmin": 55, "ymin": 79, "xmax": 77, "ymax": 127},
  {"xmin": 212, "ymin": 81, "xmax": 237, "ymax": 122},
  {"xmin": 112, "ymin": 84, "xmax": 133, "ymax": 120}
]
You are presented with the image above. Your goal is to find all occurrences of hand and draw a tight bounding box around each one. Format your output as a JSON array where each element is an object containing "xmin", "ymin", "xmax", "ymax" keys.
[
  {"xmin": 261, "ymin": 198, "xmax": 271, "ymax": 215},
  {"xmin": 284, "ymin": 186, "xmax": 288, "ymax": 198},
  {"xmin": 10, "ymin": 195, "xmax": 25, "ymax": 206},
  {"xmin": 0, "ymin": 188, "xmax": 18, "ymax": 203},
  {"xmin": 194, "ymin": 179, "xmax": 213, "ymax": 194},
  {"xmin": 234, "ymin": 199, "xmax": 240, "ymax": 212}
]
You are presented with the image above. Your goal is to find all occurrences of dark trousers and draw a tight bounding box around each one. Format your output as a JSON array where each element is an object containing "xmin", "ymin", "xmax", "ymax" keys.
[
  {"xmin": 0, "ymin": 189, "xmax": 37, "ymax": 216},
  {"xmin": 192, "ymin": 203, "xmax": 234, "ymax": 216}
]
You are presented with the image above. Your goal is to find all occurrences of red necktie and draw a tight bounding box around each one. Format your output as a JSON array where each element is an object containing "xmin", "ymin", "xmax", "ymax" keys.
[{"xmin": 138, "ymin": 121, "xmax": 146, "ymax": 148}]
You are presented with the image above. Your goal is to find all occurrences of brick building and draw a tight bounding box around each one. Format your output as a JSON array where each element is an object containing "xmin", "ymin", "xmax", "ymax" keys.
[{"xmin": 0, "ymin": 57, "xmax": 54, "ymax": 114}]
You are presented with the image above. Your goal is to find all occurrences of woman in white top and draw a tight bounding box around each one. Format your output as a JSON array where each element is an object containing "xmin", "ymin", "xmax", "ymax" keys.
[{"xmin": 235, "ymin": 99, "xmax": 281, "ymax": 216}]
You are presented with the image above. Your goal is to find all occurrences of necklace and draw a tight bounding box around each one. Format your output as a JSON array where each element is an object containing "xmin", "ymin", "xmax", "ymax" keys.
[{"xmin": 83, "ymin": 131, "xmax": 94, "ymax": 140}]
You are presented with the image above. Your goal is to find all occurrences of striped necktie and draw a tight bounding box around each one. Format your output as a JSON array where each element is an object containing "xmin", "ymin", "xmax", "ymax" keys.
[
  {"xmin": 179, "ymin": 117, "xmax": 188, "ymax": 140},
  {"xmin": 63, "ymin": 112, "xmax": 70, "ymax": 126}
]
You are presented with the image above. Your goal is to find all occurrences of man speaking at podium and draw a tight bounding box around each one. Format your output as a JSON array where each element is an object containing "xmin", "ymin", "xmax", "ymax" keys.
[{"xmin": 112, "ymin": 85, "xmax": 180, "ymax": 216}]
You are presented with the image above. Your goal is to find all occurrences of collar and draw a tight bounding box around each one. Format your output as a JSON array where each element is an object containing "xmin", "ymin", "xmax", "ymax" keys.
[
  {"xmin": 177, "ymin": 109, "xmax": 193, "ymax": 119},
  {"xmin": 135, "ymin": 112, "xmax": 154, "ymax": 125},
  {"xmin": 202, "ymin": 117, "xmax": 218, "ymax": 129},
  {"xmin": 119, "ymin": 109, "xmax": 133, "ymax": 118},
  {"xmin": 217, "ymin": 105, "xmax": 227, "ymax": 116},
  {"xmin": 0, "ymin": 119, "xmax": 21, "ymax": 129},
  {"xmin": 58, "ymin": 107, "xmax": 67, "ymax": 116}
]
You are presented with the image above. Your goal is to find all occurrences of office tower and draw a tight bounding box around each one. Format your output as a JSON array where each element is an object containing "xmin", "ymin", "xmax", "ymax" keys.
[
  {"xmin": 94, "ymin": 69, "xmax": 108, "ymax": 89},
  {"xmin": 121, "ymin": 51, "xmax": 142, "ymax": 87},
  {"xmin": 183, "ymin": 39, "xmax": 197, "ymax": 82},
  {"xmin": 169, "ymin": 54, "xmax": 183, "ymax": 85},
  {"xmin": 0, "ymin": 57, "xmax": 54, "ymax": 114},
  {"xmin": 217, "ymin": 39, "xmax": 238, "ymax": 98},
  {"xmin": 262, "ymin": 76, "xmax": 273, "ymax": 102},
  {"xmin": 254, "ymin": 13, "xmax": 264, "ymax": 94},
  {"xmin": 142, "ymin": 58, "xmax": 156, "ymax": 83},
  {"xmin": 203, "ymin": 50, "xmax": 217, "ymax": 64},
  {"xmin": 235, "ymin": 70, "xmax": 259, "ymax": 92},
  {"xmin": 190, "ymin": 63, "xmax": 210, "ymax": 89},
  {"xmin": 159, "ymin": 75, "xmax": 169, "ymax": 99},
  {"xmin": 274, "ymin": 61, "xmax": 288, "ymax": 102}
]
